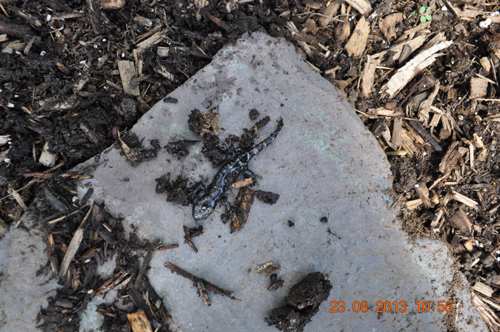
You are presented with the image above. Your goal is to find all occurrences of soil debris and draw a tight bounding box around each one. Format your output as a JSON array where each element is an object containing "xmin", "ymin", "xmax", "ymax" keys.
[
  {"xmin": 35, "ymin": 178, "xmax": 173, "ymax": 332},
  {"xmin": 155, "ymin": 173, "xmax": 191, "ymax": 206},
  {"xmin": 266, "ymin": 272, "xmax": 332, "ymax": 332},
  {"xmin": 117, "ymin": 132, "xmax": 161, "ymax": 167},
  {"xmin": 165, "ymin": 139, "xmax": 198, "ymax": 157},
  {"xmin": 268, "ymin": 273, "xmax": 285, "ymax": 291},
  {"xmin": 229, "ymin": 186, "xmax": 255, "ymax": 233},
  {"xmin": 188, "ymin": 108, "xmax": 223, "ymax": 138},
  {"xmin": 255, "ymin": 190, "xmax": 280, "ymax": 205},
  {"xmin": 249, "ymin": 108, "xmax": 260, "ymax": 120}
]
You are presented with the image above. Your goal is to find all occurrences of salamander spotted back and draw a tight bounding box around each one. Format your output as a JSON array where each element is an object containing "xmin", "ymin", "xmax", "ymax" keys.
[{"xmin": 192, "ymin": 118, "xmax": 283, "ymax": 220}]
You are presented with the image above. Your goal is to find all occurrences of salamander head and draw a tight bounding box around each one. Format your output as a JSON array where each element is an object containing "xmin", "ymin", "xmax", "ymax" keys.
[{"xmin": 193, "ymin": 198, "xmax": 215, "ymax": 220}]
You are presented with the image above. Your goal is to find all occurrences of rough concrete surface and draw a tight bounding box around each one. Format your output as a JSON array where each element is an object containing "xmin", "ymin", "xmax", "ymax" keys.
[
  {"xmin": 0, "ymin": 32, "xmax": 487, "ymax": 332},
  {"xmin": 76, "ymin": 33, "xmax": 487, "ymax": 331},
  {"xmin": 0, "ymin": 215, "xmax": 59, "ymax": 332}
]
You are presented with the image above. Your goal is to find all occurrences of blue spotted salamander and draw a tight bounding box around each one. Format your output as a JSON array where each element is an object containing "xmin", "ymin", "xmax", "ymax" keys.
[{"xmin": 192, "ymin": 118, "xmax": 284, "ymax": 220}]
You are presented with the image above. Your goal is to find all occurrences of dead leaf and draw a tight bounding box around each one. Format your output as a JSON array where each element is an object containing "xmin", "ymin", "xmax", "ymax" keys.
[
  {"xmin": 379, "ymin": 13, "xmax": 404, "ymax": 42},
  {"xmin": 448, "ymin": 208, "xmax": 472, "ymax": 234},
  {"xmin": 302, "ymin": 19, "xmax": 318, "ymax": 34}
]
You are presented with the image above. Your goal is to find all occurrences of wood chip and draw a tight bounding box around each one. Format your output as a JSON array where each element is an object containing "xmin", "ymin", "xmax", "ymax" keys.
[
  {"xmin": 345, "ymin": 16, "xmax": 370, "ymax": 58},
  {"xmin": 134, "ymin": 15, "xmax": 153, "ymax": 28},
  {"xmin": 8, "ymin": 185, "xmax": 28, "ymax": 211},
  {"xmin": 39, "ymin": 142, "xmax": 58, "ymax": 167},
  {"xmin": 60, "ymin": 205, "xmax": 92, "ymax": 279},
  {"xmin": 451, "ymin": 190, "xmax": 479, "ymax": 210},
  {"xmin": 473, "ymin": 133, "xmax": 487, "ymax": 161},
  {"xmin": 0, "ymin": 18, "xmax": 34, "ymax": 38},
  {"xmin": 470, "ymin": 77, "xmax": 489, "ymax": 99},
  {"xmin": 155, "ymin": 63, "xmax": 176, "ymax": 82},
  {"xmin": 118, "ymin": 60, "xmax": 140, "ymax": 96},
  {"xmin": 361, "ymin": 108, "xmax": 401, "ymax": 118},
  {"xmin": 256, "ymin": 261, "xmax": 281, "ymax": 276},
  {"xmin": 98, "ymin": 268, "xmax": 130, "ymax": 295},
  {"xmin": 374, "ymin": 119, "xmax": 397, "ymax": 150},
  {"xmin": 50, "ymin": 13, "xmax": 86, "ymax": 21},
  {"xmin": 463, "ymin": 238, "xmax": 474, "ymax": 252},
  {"xmin": 2, "ymin": 40, "xmax": 26, "ymax": 54},
  {"xmin": 127, "ymin": 310, "xmax": 153, "ymax": 332},
  {"xmin": 360, "ymin": 55, "xmax": 378, "ymax": 97},
  {"xmin": 320, "ymin": 2, "xmax": 340, "ymax": 27},
  {"xmin": 196, "ymin": 281, "xmax": 212, "ymax": 306},
  {"xmin": 415, "ymin": 183, "xmax": 432, "ymax": 207},
  {"xmin": 303, "ymin": 18, "xmax": 319, "ymax": 34},
  {"xmin": 430, "ymin": 208, "xmax": 444, "ymax": 229},
  {"xmin": 343, "ymin": 0, "xmax": 372, "ymax": 15},
  {"xmin": 444, "ymin": 1, "xmax": 491, "ymax": 21},
  {"xmin": 391, "ymin": 117, "xmax": 402, "ymax": 150},
  {"xmin": 399, "ymin": 128, "xmax": 418, "ymax": 158},
  {"xmin": 472, "ymin": 293, "xmax": 500, "ymax": 331},
  {"xmin": 418, "ymin": 82, "xmax": 440, "ymax": 125},
  {"xmin": 232, "ymin": 177, "xmax": 253, "ymax": 189},
  {"xmin": 405, "ymin": 198, "xmax": 422, "ymax": 210},
  {"xmin": 421, "ymin": 32, "xmax": 446, "ymax": 51},
  {"xmin": 157, "ymin": 46, "xmax": 190, "ymax": 57},
  {"xmin": 473, "ymin": 281, "xmax": 494, "ymax": 298},
  {"xmin": 373, "ymin": 34, "xmax": 428, "ymax": 62},
  {"xmin": 480, "ymin": 57, "xmax": 491, "ymax": 76},
  {"xmin": 429, "ymin": 105, "xmax": 463, "ymax": 136},
  {"xmin": 135, "ymin": 31, "xmax": 164, "ymax": 55},
  {"xmin": 385, "ymin": 150, "xmax": 407, "ymax": 156},
  {"xmin": 99, "ymin": 0, "xmax": 126, "ymax": 10},
  {"xmin": 469, "ymin": 142, "xmax": 476, "ymax": 172},
  {"xmin": 382, "ymin": 41, "xmax": 453, "ymax": 98},
  {"xmin": 475, "ymin": 73, "xmax": 496, "ymax": 85}
]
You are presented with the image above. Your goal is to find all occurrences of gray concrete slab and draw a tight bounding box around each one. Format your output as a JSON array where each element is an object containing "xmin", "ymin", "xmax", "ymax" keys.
[{"xmin": 75, "ymin": 32, "xmax": 487, "ymax": 331}]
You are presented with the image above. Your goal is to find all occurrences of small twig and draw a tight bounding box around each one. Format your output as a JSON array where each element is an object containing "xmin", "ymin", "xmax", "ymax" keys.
[
  {"xmin": 164, "ymin": 261, "xmax": 239, "ymax": 300},
  {"xmin": 157, "ymin": 244, "xmax": 179, "ymax": 250},
  {"xmin": 206, "ymin": 14, "xmax": 229, "ymax": 30},
  {"xmin": 407, "ymin": 119, "xmax": 443, "ymax": 152}
]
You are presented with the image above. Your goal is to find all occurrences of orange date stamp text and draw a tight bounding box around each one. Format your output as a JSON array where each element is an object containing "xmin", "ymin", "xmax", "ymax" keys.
[{"xmin": 329, "ymin": 300, "xmax": 453, "ymax": 313}]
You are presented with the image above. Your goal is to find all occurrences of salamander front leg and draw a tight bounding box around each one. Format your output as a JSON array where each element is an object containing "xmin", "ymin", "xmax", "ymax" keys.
[{"xmin": 244, "ymin": 168, "xmax": 258, "ymax": 187}]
